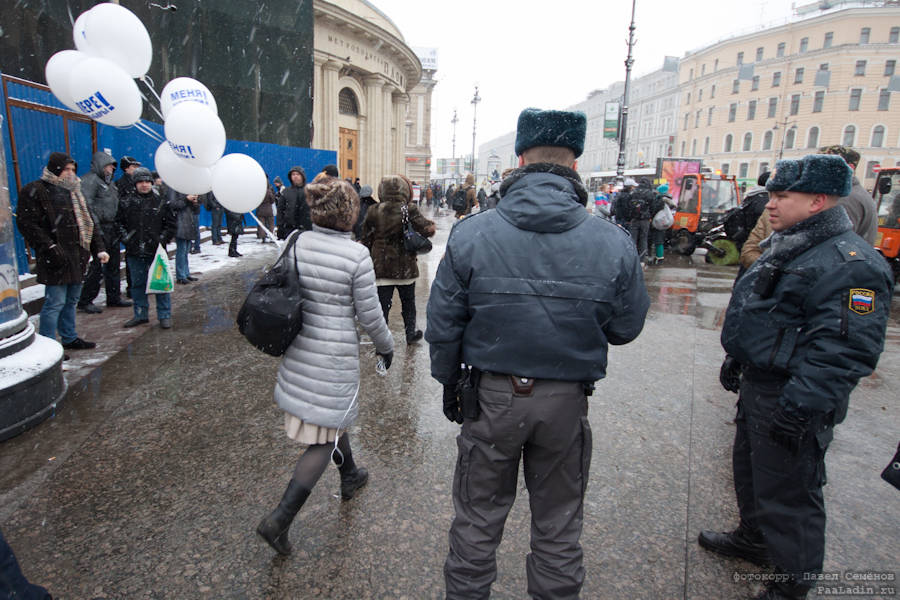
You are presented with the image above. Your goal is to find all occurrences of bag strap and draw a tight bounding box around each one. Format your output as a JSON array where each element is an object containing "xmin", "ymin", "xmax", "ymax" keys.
[{"xmin": 400, "ymin": 204, "xmax": 410, "ymax": 226}]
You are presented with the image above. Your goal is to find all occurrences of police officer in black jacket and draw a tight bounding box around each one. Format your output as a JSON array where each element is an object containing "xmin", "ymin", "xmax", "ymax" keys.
[
  {"xmin": 700, "ymin": 154, "xmax": 892, "ymax": 600},
  {"xmin": 426, "ymin": 108, "xmax": 649, "ymax": 599}
]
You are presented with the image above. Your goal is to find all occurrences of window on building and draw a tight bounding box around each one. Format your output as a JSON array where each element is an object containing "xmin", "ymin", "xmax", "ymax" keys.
[
  {"xmin": 711, "ymin": 84, "xmax": 716, "ymax": 98},
  {"xmin": 891, "ymin": 26, "xmax": 899, "ymax": 43},
  {"xmin": 843, "ymin": 125, "xmax": 856, "ymax": 146},
  {"xmin": 855, "ymin": 60, "xmax": 867, "ymax": 76},
  {"xmin": 760, "ymin": 162, "xmax": 770, "ymax": 176},
  {"xmin": 737, "ymin": 51, "xmax": 744, "ymax": 65},
  {"xmin": 739, "ymin": 163, "xmax": 750, "ymax": 178},
  {"xmin": 756, "ymin": 47, "xmax": 764, "ymax": 61},
  {"xmin": 701, "ymin": 63, "xmax": 706, "ymax": 76},
  {"xmin": 872, "ymin": 125, "xmax": 885, "ymax": 147},
  {"xmin": 724, "ymin": 134, "xmax": 733, "ymax": 152},
  {"xmin": 708, "ymin": 106, "xmax": 714, "ymax": 125},
  {"xmin": 698, "ymin": 89, "xmax": 703, "ymax": 102},
  {"xmin": 879, "ymin": 89, "xmax": 891, "ymax": 111},
  {"xmin": 807, "ymin": 126, "xmax": 819, "ymax": 148},
  {"xmin": 692, "ymin": 139, "xmax": 697, "ymax": 155},
  {"xmin": 686, "ymin": 92, "xmax": 691, "ymax": 104},
  {"xmin": 768, "ymin": 97, "xmax": 778, "ymax": 118},
  {"xmin": 865, "ymin": 161, "xmax": 879, "ymax": 178},
  {"xmin": 743, "ymin": 132, "xmax": 753, "ymax": 151},
  {"xmin": 794, "ymin": 67, "xmax": 804, "ymax": 84},
  {"xmin": 824, "ymin": 32, "xmax": 833, "ymax": 48},
  {"xmin": 338, "ymin": 88, "xmax": 359, "ymax": 116},
  {"xmin": 790, "ymin": 94, "xmax": 800, "ymax": 115},
  {"xmin": 721, "ymin": 163, "xmax": 730, "ymax": 175},
  {"xmin": 689, "ymin": 68, "xmax": 694, "ymax": 80},
  {"xmin": 860, "ymin": 27, "xmax": 870, "ymax": 44},
  {"xmin": 885, "ymin": 60, "xmax": 896, "ymax": 76},
  {"xmin": 681, "ymin": 141, "xmax": 686, "ymax": 155},
  {"xmin": 773, "ymin": 71, "xmax": 782, "ymax": 87},
  {"xmin": 813, "ymin": 90, "xmax": 825, "ymax": 112},
  {"xmin": 732, "ymin": 79, "xmax": 740, "ymax": 94},
  {"xmin": 751, "ymin": 75, "xmax": 760, "ymax": 91},
  {"xmin": 704, "ymin": 137, "xmax": 710, "ymax": 153},
  {"xmin": 785, "ymin": 128, "xmax": 796, "ymax": 149},
  {"xmin": 819, "ymin": 63, "xmax": 829, "ymax": 71},
  {"xmin": 714, "ymin": 58, "xmax": 719, "ymax": 71},
  {"xmin": 777, "ymin": 42, "xmax": 786, "ymax": 57},
  {"xmin": 747, "ymin": 100, "xmax": 757, "ymax": 120},
  {"xmin": 849, "ymin": 88, "xmax": 862, "ymax": 111},
  {"xmin": 728, "ymin": 103, "xmax": 737, "ymax": 122},
  {"xmin": 800, "ymin": 37, "xmax": 809, "ymax": 52},
  {"xmin": 763, "ymin": 130, "xmax": 774, "ymax": 150},
  {"xmin": 695, "ymin": 110, "xmax": 702, "ymax": 128}
]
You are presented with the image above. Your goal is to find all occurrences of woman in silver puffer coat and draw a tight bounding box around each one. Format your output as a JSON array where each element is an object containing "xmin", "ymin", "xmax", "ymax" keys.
[{"xmin": 256, "ymin": 175, "xmax": 394, "ymax": 556}]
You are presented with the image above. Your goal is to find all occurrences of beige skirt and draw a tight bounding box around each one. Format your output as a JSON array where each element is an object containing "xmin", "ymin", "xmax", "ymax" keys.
[{"xmin": 284, "ymin": 413, "xmax": 342, "ymax": 445}]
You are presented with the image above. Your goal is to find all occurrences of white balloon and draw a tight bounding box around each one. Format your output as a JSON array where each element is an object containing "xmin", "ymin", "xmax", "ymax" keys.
[
  {"xmin": 164, "ymin": 103, "xmax": 226, "ymax": 167},
  {"xmin": 68, "ymin": 57, "xmax": 143, "ymax": 127},
  {"xmin": 45, "ymin": 50, "xmax": 89, "ymax": 111},
  {"xmin": 211, "ymin": 154, "xmax": 267, "ymax": 214},
  {"xmin": 160, "ymin": 77, "xmax": 218, "ymax": 119},
  {"xmin": 72, "ymin": 11, "xmax": 93, "ymax": 54},
  {"xmin": 154, "ymin": 142, "xmax": 213, "ymax": 195},
  {"xmin": 80, "ymin": 3, "xmax": 152, "ymax": 77}
]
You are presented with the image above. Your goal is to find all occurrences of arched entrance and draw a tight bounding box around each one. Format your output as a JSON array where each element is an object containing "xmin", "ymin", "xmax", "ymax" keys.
[{"xmin": 338, "ymin": 87, "xmax": 359, "ymax": 182}]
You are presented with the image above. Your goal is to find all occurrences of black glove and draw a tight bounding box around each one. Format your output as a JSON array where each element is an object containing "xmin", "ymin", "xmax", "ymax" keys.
[
  {"xmin": 40, "ymin": 244, "xmax": 66, "ymax": 270},
  {"xmin": 443, "ymin": 383, "xmax": 463, "ymax": 424},
  {"xmin": 719, "ymin": 355, "xmax": 741, "ymax": 394},
  {"xmin": 769, "ymin": 403, "xmax": 812, "ymax": 454},
  {"xmin": 376, "ymin": 351, "xmax": 393, "ymax": 370}
]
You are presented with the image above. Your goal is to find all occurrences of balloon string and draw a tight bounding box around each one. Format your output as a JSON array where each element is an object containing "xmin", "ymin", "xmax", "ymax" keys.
[
  {"xmin": 132, "ymin": 120, "xmax": 165, "ymax": 143},
  {"xmin": 247, "ymin": 210, "xmax": 279, "ymax": 245},
  {"xmin": 140, "ymin": 75, "xmax": 163, "ymax": 103}
]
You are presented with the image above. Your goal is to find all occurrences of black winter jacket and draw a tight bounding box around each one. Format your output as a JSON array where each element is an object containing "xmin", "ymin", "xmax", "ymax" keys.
[
  {"xmin": 116, "ymin": 189, "xmax": 176, "ymax": 259},
  {"xmin": 426, "ymin": 163, "xmax": 650, "ymax": 384},
  {"xmin": 722, "ymin": 206, "xmax": 892, "ymax": 425},
  {"xmin": 276, "ymin": 167, "xmax": 311, "ymax": 239}
]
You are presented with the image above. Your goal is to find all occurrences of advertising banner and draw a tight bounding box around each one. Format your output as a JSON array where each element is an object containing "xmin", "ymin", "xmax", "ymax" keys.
[{"xmin": 603, "ymin": 102, "xmax": 620, "ymax": 139}]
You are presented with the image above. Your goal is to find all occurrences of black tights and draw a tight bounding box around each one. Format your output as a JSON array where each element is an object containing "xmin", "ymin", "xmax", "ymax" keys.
[{"xmin": 291, "ymin": 432, "xmax": 356, "ymax": 489}]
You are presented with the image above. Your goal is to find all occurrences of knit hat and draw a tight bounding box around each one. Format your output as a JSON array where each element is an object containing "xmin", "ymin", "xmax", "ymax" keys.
[
  {"xmin": 120, "ymin": 156, "xmax": 141, "ymax": 170},
  {"xmin": 766, "ymin": 154, "xmax": 852, "ymax": 197},
  {"xmin": 131, "ymin": 167, "xmax": 153, "ymax": 183},
  {"xmin": 657, "ymin": 184, "xmax": 669, "ymax": 195},
  {"xmin": 47, "ymin": 152, "xmax": 76, "ymax": 176},
  {"xmin": 819, "ymin": 144, "xmax": 860, "ymax": 168},
  {"xmin": 305, "ymin": 177, "xmax": 358, "ymax": 231},
  {"xmin": 359, "ymin": 184, "xmax": 373, "ymax": 199},
  {"xmin": 514, "ymin": 108, "xmax": 587, "ymax": 158}
]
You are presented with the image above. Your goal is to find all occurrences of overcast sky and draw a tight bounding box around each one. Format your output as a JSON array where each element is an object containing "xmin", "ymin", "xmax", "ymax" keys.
[{"xmin": 372, "ymin": 0, "xmax": 797, "ymax": 160}]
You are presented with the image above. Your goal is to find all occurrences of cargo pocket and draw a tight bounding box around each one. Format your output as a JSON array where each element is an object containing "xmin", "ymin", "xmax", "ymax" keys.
[
  {"xmin": 811, "ymin": 428, "xmax": 833, "ymax": 488},
  {"xmin": 579, "ymin": 417, "xmax": 593, "ymax": 496},
  {"xmin": 455, "ymin": 435, "xmax": 476, "ymax": 504}
]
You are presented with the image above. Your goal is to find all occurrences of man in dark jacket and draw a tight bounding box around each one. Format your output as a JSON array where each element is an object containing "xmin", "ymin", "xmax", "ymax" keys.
[
  {"xmin": 77, "ymin": 151, "xmax": 131, "ymax": 312},
  {"xmin": 700, "ymin": 154, "xmax": 892, "ymax": 600},
  {"xmin": 627, "ymin": 177, "xmax": 658, "ymax": 262},
  {"xmin": 276, "ymin": 166, "xmax": 311, "ymax": 239},
  {"xmin": 169, "ymin": 191, "xmax": 200, "ymax": 284},
  {"xmin": 352, "ymin": 184, "xmax": 376, "ymax": 240},
  {"xmin": 17, "ymin": 152, "xmax": 108, "ymax": 351},
  {"xmin": 115, "ymin": 156, "xmax": 141, "ymax": 199},
  {"xmin": 426, "ymin": 109, "xmax": 649, "ymax": 599},
  {"xmin": 819, "ymin": 145, "xmax": 878, "ymax": 244},
  {"xmin": 116, "ymin": 167, "xmax": 176, "ymax": 329},
  {"xmin": 613, "ymin": 177, "xmax": 637, "ymax": 229}
]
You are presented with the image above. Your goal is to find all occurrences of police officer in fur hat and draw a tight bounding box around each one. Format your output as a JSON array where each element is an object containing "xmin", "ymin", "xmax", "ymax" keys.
[
  {"xmin": 427, "ymin": 108, "xmax": 649, "ymax": 599},
  {"xmin": 700, "ymin": 154, "xmax": 892, "ymax": 600}
]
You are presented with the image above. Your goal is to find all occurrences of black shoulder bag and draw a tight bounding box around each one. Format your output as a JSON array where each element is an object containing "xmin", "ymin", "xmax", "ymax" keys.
[
  {"xmin": 401, "ymin": 204, "xmax": 432, "ymax": 255},
  {"xmin": 236, "ymin": 230, "xmax": 303, "ymax": 356}
]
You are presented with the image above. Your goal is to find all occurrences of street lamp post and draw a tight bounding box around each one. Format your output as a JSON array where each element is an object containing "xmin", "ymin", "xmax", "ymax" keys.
[
  {"xmin": 616, "ymin": 0, "xmax": 638, "ymax": 185},
  {"xmin": 451, "ymin": 109, "xmax": 459, "ymax": 180},
  {"xmin": 774, "ymin": 116, "xmax": 798, "ymax": 162},
  {"xmin": 471, "ymin": 85, "xmax": 481, "ymax": 178}
]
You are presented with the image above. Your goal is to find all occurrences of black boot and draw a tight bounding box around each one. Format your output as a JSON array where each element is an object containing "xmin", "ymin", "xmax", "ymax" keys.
[
  {"xmin": 256, "ymin": 479, "xmax": 310, "ymax": 555},
  {"xmin": 340, "ymin": 467, "xmax": 369, "ymax": 500},
  {"xmin": 698, "ymin": 521, "xmax": 772, "ymax": 566},
  {"xmin": 753, "ymin": 579, "xmax": 811, "ymax": 599}
]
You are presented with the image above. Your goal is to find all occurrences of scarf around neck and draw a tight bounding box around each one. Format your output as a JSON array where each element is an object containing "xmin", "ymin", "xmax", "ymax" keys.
[{"xmin": 42, "ymin": 167, "xmax": 93, "ymax": 250}]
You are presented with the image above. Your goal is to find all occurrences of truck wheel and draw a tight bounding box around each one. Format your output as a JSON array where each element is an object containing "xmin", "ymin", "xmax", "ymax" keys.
[
  {"xmin": 706, "ymin": 239, "xmax": 740, "ymax": 265},
  {"xmin": 672, "ymin": 229, "xmax": 696, "ymax": 255}
]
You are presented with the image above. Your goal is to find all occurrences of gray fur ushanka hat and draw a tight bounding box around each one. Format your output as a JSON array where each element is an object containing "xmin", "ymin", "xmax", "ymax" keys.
[
  {"xmin": 766, "ymin": 154, "xmax": 852, "ymax": 197},
  {"xmin": 514, "ymin": 108, "xmax": 587, "ymax": 158}
]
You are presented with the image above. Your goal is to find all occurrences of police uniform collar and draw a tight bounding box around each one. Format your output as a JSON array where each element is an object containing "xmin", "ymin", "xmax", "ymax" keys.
[
  {"xmin": 499, "ymin": 163, "xmax": 588, "ymax": 206},
  {"xmin": 761, "ymin": 205, "xmax": 853, "ymax": 265}
]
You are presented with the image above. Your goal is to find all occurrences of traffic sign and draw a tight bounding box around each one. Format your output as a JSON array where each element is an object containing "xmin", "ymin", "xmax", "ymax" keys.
[{"xmin": 872, "ymin": 164, "xmax": 881, "ymax": 173}]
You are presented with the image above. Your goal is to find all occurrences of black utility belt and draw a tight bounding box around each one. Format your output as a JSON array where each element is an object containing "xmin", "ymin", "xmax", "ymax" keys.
[{"xmin": 478, "ymin": 371, "xmax": 594, "ymax": 396}]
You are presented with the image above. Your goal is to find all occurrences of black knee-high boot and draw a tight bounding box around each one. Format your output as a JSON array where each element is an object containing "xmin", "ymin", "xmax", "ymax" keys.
[
  {"xmin": 256, "ymin": 479, "xmax": 310, "ymax": 555},
  {"xmin": 333, "ymin": 434, "xmax": 368, "ymax": 500}
]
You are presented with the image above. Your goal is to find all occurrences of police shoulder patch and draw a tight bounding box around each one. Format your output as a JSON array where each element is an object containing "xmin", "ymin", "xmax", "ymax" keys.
[{"xmin": 849, "ymin": 288, "xmax": 875, "ymax": 315}]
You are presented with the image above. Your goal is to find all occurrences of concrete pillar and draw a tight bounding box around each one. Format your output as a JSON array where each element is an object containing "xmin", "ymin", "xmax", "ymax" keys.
[
  {"xmin": 322, "ymin": 61, "xmax": 341, "ymax": 152},
  {"xmin": 312, "ymin": 56, "xmax": 326, "ymax": 148},
  {"xmin": 382, "ymin": 84, "xmax": 395, "ymax": 178},
  {"xmin": 393, "ymin": 94, "xmax": 409, "ymax": 177}
]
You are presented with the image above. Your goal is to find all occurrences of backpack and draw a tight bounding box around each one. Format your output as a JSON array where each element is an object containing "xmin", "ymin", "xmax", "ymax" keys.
[
  {"xmin": 631, "ymin": 190, "xmax": 654, "ymax": 220},
  {"xmin": 451, "ymin": 187, "xmax": 468, "ymax": 212}
]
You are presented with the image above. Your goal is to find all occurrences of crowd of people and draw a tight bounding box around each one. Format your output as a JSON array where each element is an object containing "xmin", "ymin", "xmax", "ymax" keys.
[{"xmin": 7, "ymin": 106, "xmax": 894, "ymax": 600}]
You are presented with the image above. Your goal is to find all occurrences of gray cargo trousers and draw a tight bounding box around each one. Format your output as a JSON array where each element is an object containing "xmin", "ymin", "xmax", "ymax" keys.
[{"xmin": 444, "ymin": 372, "xmax": 592, "ymax": 600}]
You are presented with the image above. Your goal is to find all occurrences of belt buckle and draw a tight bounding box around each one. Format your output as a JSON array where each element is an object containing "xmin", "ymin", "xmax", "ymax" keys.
[{"xmin": 510, "ymin": 376, "xmax": 535, "ymax": 396}]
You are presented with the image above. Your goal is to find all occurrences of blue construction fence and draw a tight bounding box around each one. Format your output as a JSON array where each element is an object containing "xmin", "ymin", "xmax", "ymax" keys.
[{"xmin": 2, "ymin": 72, "xmax": 336, "ymax": 275}]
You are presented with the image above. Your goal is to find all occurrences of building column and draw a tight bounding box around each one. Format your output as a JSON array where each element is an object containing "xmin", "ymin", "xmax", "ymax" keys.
[
  {"xmin": 357, "ymin": 114, "xmax": 368, "ymax": 186},
  {"xmin": 312, "ymin": 56, "xmax": 326, "ymax": 148},
  {"xmin": 322, "ymin": 61, "xmax": 341, "ymax": 152},
  {"xmin": 394, "ymin": 93, "xmax": 409, "ymax": 177},
  {"xmin": 382, "ymin": 84, "xmax": 395, "ymax": 178},
  {"xmin": 364, "ymin": 75, "xmax": 385, "ymax": 188}
]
